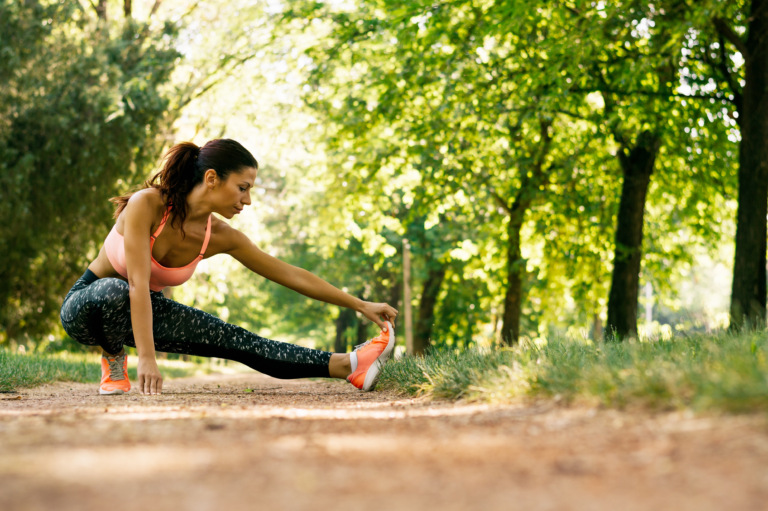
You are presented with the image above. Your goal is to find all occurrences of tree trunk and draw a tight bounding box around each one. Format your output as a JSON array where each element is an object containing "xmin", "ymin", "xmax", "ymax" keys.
[
  {"xmin": 334, "ymin": 307, "xmax": 355, "ymax": 353},
  {"xmin": 95, "ymin": 0, "xmax": 107, "ymax": 20},
  {"xmin": 497, "ymin": 120, "xmax": 553, "ymax": 347},
  {"xmin": 606, "ymin": 130, "xmax": 660, "ymax": 340},
  {"xmin": 501, "ymin": 210, "xmax": 526, "ymax": 346},
  {"xmin": 356, "ymin": 315, "xmax": 369, "ymax": 346},
  {"xmin": 124, "ymin": 0, "xmax": 132, "ymax": 19},
  {"xmin": 388, "ymin": 276, "xmax": 402, "ymax": 317},
  {"xmin": 592, "ymin": 313, "xmax": 603, "ymax": 342},
  {"xmin": 403, "ymin": 239, "xmax": 413, "ymax": 354},
  {"xmin": 413, "ymin": 263, "xmax": 446, "ymax": 355},
  {"xmin": 730, "ymin": 0, "xmax": 768, "ymax": 329}
]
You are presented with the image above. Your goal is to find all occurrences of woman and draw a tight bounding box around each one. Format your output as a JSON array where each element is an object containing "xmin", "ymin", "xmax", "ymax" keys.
[{"xmin": 60, "ymin": 139, "xmax": 398, "ymax": 396}]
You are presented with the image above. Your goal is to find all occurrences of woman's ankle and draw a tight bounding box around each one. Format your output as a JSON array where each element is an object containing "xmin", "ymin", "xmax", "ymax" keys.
[{"xmin": 328, "ymin": 353, "xmax": 352, "ymax": 379}]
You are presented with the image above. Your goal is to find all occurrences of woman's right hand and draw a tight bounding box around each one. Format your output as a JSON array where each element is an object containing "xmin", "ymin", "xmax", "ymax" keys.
[
  {"xmin": 358, "ymin": 301, "xmax": 399, "ymax": 331},
  {"xmin": 137, "ymin": 356, "xmax": 164, "ymax": 395}
]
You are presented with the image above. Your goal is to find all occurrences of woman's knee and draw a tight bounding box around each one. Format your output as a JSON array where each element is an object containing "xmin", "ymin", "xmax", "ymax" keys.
[{"xmin": 93, "ymin": 278, "xmax": 130, "ymax": 310}]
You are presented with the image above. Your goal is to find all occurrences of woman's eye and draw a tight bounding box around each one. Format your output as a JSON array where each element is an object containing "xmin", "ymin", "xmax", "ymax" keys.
[{"xmin": 239, "ymin": 187, "xmax": 246, "ymax": 192}]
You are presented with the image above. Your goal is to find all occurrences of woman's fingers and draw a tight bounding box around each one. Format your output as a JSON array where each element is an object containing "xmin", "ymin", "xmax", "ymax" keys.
[
  {"xmin": 150, "ymin": 376, "xmax": 163, "ymax": 395},
  {"xmin": 380, "ymin": 304, "xmax": 398, "ymax": 328},
  {"xmin": 138, "ymin": 374, "xmax": 163, "ymax": 395},
  {"xmin": 362, "ymin": 302, "xmax": 398, "ymax": 330}
]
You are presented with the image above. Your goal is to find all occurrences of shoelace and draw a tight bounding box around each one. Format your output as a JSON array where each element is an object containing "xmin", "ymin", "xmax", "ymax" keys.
[
  {"xmin": 106, "ymin": 355, "xmax": 126, "ymax": 381},
  {"xmin": 353, "ymin": 339, "xmax": 373, "ymax": 351}
]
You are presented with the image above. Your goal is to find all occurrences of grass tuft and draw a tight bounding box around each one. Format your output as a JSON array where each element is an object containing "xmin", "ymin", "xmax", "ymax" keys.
[
  {"xmin": 378, "ymin": 330, "xmax": 768, "ymax": 414},
  {"xmin": 0, "ymin": 350, "xmax": 205, "ymax": 393}
]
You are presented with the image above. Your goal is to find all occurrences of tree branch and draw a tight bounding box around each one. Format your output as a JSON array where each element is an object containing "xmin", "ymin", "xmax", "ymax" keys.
[
  {"xmin": 713, "ymin": 17, "xmax": 748, "ymax": 58},
  {"xmin": 550, "ymin": 108, "xmax": 596, "ymax": 122},
  {"xmin": 532, "ymin": 119, "xmax": 553, "ymax": 180},
  {"xmin": 717, "ymin": 31, "xmax": 743, "ymax": 114},
  {"xmin": 570, "ymin": 86, "xmax": 731, "ymax": 101},
  {"xmin": 149, "ymin": 0, "xmax": 163, "ymax": 17},
  {"xmin": 492, "ymin": 191, "xmax": 512, "ymax": 216},
  {"xmin": 174, "ymin": 50, "xmax": 263, "ymax": 111}
]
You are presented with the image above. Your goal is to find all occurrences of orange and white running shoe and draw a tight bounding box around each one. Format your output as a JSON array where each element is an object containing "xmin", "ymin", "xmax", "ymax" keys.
[
  {"xmin": 100, "ymin": 352, "xmax": 131, "ymax": 395},
  {"xmin": 347, "ymin": 321, "xmax": 396, "ymax": 391}
]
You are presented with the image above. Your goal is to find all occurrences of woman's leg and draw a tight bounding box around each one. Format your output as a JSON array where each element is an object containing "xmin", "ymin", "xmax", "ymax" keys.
[
  {"xmin": 61, "ymin": 273, "xmax": 340, "ymax": 379},
  {"xmin": 143, "ymin": 291, "xmax": 335, "ymax": 379},
  {"xmin": 328, "ymin": 354, "xmax": 352, "ymax": 378},
  {"xmin": 60, "ymin": 275, "xmax": 134, "ymax": 355}
]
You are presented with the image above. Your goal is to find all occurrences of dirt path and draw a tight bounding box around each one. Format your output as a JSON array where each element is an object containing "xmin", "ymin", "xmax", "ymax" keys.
[{"xmin": 1, "ymin": 373, "xmax": 767, "ymax": 511}]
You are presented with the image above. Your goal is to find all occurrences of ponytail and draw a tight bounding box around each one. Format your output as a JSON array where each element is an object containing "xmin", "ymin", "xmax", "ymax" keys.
[{"xmin": 110, "ymin": 139, "xmax": 258, "ymax": 237}]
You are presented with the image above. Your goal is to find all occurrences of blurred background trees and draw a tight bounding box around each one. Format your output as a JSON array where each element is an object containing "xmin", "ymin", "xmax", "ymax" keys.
[
  {"xmin": 1, "ymin": 0, "xmax": 762, "ymax": 353},
  {"xmin": 0, "ymin": 0, "xmax": 179, "ymax": 340}
]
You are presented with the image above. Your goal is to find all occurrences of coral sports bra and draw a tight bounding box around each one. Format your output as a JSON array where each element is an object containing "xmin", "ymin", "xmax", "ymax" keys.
[{"xmin": 104, "ymin": 207, "xmax": 212, "ymax": 291}]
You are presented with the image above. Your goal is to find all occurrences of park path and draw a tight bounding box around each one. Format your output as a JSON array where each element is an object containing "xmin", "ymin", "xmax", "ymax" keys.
[{"xmin": 1, "ymin": 372, "xmax": 767, "ymax": 511}]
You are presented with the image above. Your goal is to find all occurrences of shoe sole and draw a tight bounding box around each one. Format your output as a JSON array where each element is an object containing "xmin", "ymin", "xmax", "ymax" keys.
[
  {"xmin": 362, "ymin": 322, "xmax": 396, "ymax": 391},
  {"xmin": 99, "ymin": 388, "xmax": 127, "ymax": 395}
]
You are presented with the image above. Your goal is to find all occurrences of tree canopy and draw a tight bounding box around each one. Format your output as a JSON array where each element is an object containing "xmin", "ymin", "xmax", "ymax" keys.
[{"xmin": 1, "ymin": 0, "xmax": 762, "ymax": 351}]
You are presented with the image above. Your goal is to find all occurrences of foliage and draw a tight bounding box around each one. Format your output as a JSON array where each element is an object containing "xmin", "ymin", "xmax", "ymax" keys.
[
  {"xmin": 0, "ymin": 0, "xmax": 180, "ymax": 341},
  {"xmin": 277, "ymin": 0, "xmax": 739, "ymax": 346},
  {"xmin": 378, "ymin": 329, "xmax": 768, "ymax": 414},
  {"xmin": 1, "ymin": 0, "xmax": 751, "ymax": 353}
]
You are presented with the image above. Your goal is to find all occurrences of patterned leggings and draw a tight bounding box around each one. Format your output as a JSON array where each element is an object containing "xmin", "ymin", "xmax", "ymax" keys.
[{"xmin": 60, "ymin": 270, "xmax": 332, "ymax": 378}]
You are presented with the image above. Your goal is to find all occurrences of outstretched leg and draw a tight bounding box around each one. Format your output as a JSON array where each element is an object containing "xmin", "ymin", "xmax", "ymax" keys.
[
  {"xmin": 144, "ymin": 290, "xmax": 334, "ymax": 379},
  {"xmin": 61, "ymin": 272, "xmax": 336, "ymax": 379},
  {"xmin": 61, "ymin": 270, "xmax": 393, "ymax": 389}
]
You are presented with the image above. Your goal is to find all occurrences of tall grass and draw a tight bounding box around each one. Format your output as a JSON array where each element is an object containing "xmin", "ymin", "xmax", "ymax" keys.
[
  {"xmin": 378, "ymin": 330, "xmax": 768, "ymax": 414},
  {"xmin": 0, "ymin": 350, "xmax": 204, "ymax": 393}
]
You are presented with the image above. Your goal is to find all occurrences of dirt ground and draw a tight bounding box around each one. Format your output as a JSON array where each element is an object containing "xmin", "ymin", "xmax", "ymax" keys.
[{"xmin": 1, "ymin": 373, "xmax": 767, "ymax": 511}]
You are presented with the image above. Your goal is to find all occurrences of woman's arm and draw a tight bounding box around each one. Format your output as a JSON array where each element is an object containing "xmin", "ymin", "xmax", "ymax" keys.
[
  {"xmin": 122, "ymin": 192, "xmax": 164, "ymax": 395},
  {"xmin": 221, "ymin": 226, "xmax": 398, "ymax": 329}
]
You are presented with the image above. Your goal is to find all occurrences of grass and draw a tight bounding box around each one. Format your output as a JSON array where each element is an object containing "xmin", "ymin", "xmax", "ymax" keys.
[
  {"xmin": 378, "ymin": 330, "xmax": 768, "ymax": 414},
  {"xmin": 0, "ymin": 349, "xmax": 208, "ymax": 393}
]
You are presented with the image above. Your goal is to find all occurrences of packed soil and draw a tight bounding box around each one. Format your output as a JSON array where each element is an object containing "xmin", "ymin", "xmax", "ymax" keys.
[{"xmin": 1, "ymin": 372, "xmax": 767, "ymax": 511}]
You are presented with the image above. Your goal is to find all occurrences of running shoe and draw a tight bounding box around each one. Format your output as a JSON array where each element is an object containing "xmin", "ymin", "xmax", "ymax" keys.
[
  {"xmin": 347, "ymin": 321, "xmax": 396, "ymax": 391},
  {"xmin": 100, "ymin": 352, "xmax": 131, "ymax": 395}
]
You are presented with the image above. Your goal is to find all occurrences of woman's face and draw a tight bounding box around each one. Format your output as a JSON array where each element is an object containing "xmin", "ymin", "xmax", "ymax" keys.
[{"xmin": 212, "ymin": 166, "xmax": 257, "ymax": 218}]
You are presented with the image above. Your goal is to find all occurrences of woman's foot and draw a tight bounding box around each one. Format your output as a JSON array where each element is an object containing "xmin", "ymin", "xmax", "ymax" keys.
[
  {"xmin": 347, "ymin": 321, "xmax": 395, "ymax": 391},
  {"xmin": 100, "ymin": 351, "xmax": 131, "ymax": 395}
]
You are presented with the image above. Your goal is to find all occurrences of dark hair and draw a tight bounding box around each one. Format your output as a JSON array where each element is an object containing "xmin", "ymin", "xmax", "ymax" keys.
[{"xmin": 111, "ymin": 139, "xmax": 258, "ymax": 236}]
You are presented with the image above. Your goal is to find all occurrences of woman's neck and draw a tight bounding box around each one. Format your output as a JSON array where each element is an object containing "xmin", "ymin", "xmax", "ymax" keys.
[{"xmin": 184, "ymin": 185, "xmax": 213, "ymax": 223}]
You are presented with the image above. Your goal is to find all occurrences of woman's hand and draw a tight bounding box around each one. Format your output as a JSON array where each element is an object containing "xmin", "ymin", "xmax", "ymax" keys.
[
  {"xmin": 137, "ymin": 356, "xmax": 164, "ymax": 395},
  {"xmin": 358, "ymin": 301, "xmax": 399, "ymax": 330}
]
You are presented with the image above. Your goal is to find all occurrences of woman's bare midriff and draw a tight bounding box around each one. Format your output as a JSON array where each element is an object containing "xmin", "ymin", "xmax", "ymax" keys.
[{"xmin": 87, "ymin": 246, "xmax": 124, "ymax": 281}]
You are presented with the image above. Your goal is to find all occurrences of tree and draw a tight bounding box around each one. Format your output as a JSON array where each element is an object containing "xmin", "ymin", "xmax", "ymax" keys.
[
  {"xmin": 284, "ymin": 0, "xmax": 604, "ymax": 346},
  {"xmin": 710, "ymin": 1, "xmax": 768, "ymax": 328},
  {"xmin": 216, "ymin": 0, "xmax": 741, "ymax": 348},
  {"xmin": 555, "ymin": 0, "xmax": 739, "ymax": 339},
  {"xmin": 0, "ymin": 0, "xmax": 179, "ymax": 341}
]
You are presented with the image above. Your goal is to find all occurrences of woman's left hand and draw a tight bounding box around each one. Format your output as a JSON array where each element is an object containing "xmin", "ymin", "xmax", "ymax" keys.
[{"xmin": 358, "ymin": 301, "xmax": 398, "ymax": 331}]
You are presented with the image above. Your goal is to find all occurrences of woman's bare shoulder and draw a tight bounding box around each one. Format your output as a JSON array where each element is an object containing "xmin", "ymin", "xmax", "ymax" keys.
[
  {"xmin": 126, "ymin": 188, "xmax": 165, "ymax": 209},
  {"xmin": 206, "ymin": 216, "xmax": 251, "ymax": 256},
  {"xmin": 117, "ymin": 188, "xmax": 166, "ymax": 230}
]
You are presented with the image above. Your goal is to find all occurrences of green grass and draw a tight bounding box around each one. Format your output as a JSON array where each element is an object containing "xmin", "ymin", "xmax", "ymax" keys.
[
  {"xmin": 0, "ymin": 350, "xmax": 206, "ymax": 393},
  {"xmin": 378, "ymin": 330, "xmax": 768, "ymax": 414}
]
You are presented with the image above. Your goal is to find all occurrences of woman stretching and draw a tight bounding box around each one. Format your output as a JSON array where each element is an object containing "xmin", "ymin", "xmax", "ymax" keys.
[{"xmin": 60, "ymin": 139, "xmax": 398, "ymax": 395}]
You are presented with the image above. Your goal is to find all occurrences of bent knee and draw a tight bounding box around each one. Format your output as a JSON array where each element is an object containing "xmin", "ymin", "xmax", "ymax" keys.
[{"xmin": 93, "ymin": 278, "xmax": 130, "ymax": 309}]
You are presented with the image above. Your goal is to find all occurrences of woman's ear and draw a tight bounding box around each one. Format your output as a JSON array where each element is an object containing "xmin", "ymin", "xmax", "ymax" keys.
[{"xmin": 203, "ymin": 169, "xmax": 218, "ymax": 188}]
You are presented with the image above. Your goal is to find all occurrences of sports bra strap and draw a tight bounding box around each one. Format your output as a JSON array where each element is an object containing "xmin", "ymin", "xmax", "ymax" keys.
[
  {"xmin": 150, "ymin": 207, "xmax": 172, "ymax": 241},
  {"xmin": 148, "ymin": 207, "xmax": 211, "ymax": 257},
  {"xmin": 199, "ymin": 214, "xmax": 212, "ymax": 256}
]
